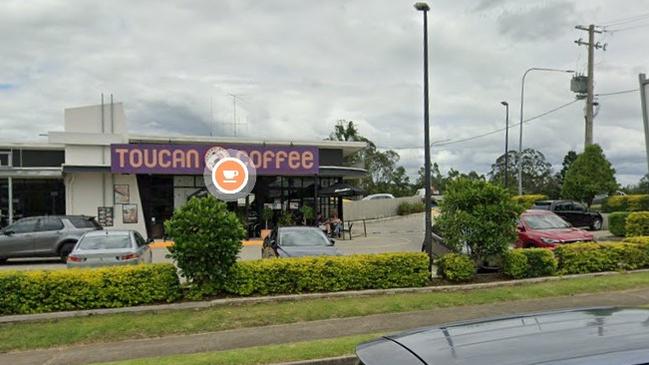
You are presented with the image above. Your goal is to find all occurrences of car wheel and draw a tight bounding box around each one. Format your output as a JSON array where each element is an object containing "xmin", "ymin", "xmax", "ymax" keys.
[
  {"xmin": 590, "ymin": 218, "xmax": 603, "ymax": 231},
  {"xmin": 59, "ymin": 243, "xmax": 76, "ymax": 263},
  {"xmin": 0, "ymin": 257, "xmax": 7, "ymax": 265}
]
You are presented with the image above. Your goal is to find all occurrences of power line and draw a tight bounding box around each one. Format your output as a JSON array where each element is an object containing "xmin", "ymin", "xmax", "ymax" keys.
[
  {"xmin": 600, "ymin": 12, "xmax": 649, "ymax": 27},
  {"xmin": 423, "ymin": 99, "xmax": 580, "ymax": 149},
  {"xmin": 606, "ymin": 22, "xmax": 649, "ymax": 33}
]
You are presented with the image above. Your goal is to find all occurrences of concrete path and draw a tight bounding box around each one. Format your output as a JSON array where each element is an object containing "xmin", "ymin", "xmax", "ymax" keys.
[{"xmin": 4, "ymin": 287, "xmax": 649, "ymax": 365}]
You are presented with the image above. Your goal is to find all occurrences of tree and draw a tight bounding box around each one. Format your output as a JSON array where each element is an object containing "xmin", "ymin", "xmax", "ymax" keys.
[
  {"xmin": 558, "ymin": 150, "xmax": 578, "ymax": 184},
  {"xmin": 488, "ymin": 148, "xmax": 554, "ymax": 195},
  {"xmin": 165, "ymin": 197, "xmax": 245, "ymax": 295},
  {"xmin": 436, "ymin": 178, "xmax": 523, "ymax": 263},
  {"xmin": 561, "ymin": 144, "xmax": 618, "ymax": 206},
  {"xmin": 416, "ymin": 162, "xmax": 446, "ymax": 192},
  {"xmin": 327, "ymin": 120, "xmax": 413, "ymax": 196}
]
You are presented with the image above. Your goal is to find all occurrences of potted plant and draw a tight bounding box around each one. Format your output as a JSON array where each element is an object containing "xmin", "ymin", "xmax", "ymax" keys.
[
  {"xmin": 260, "ymin": 207, "xmax": 274, "ymax": 239},
  {"xmin": 278, "ymin": 211, "xmax": 295, "ymax": 226},
  {"xmin": 299, "ymin": 205, "xmax": 315, "ymax": 225}
]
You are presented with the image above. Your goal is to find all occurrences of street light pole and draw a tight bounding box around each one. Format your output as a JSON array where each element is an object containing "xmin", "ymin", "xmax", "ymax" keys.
[
  {"xmin": 414, "ymin": 1, "xmax": 433, "ymax": 272},
  {"xmin": 518, "ymin": 67, "xmax": 574, "ymax": 195},
  {"xmin": 500, "ymin": 101, "xmax": 509, "ymax": 189}
]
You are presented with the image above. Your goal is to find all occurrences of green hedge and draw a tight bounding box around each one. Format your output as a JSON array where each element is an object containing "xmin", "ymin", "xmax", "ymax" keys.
[
  {"xmin": 0, "ymin": 264, "xmax": 181, "ymax": 315},
  {"xmin": 602, "ymin": 195, "xmax": 649, "ymax": 212},
  {"xmin": 624, "ymin": 236, "xmax": 649, "ymax": 244},
  {"xmin": 436, "ymin": 253, "xmax": 476, "ymax": 282},
  {"xmin": 626, "ymin": 212, "xmax": 649, "ymax": 237},
  {"xmin": 397, "ymin": 202, "xmax": 426, "ymax": 216},
  {"xmin": 609, "ymin": 212, "xmax": 631, "ymax": 237},
  {"xmin": 223, "ymin": 253, "xmax": 430, "ymax": 296},
  {"xmin": 511, "ymin": 194, "xmax": 547, "ymax": 209},
  {"xmin": 554, "ymin": 242, "xmax": 649, "ymax": 274},
  {"xmin": 503, "ymin": 248, "xmax": 557, "ymax": 279}
]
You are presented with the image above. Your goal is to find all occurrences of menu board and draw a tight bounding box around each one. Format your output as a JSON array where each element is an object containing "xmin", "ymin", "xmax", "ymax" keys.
[{"xmin": 97, "ymin": 207, "xmax": 114, "ymax": 227}]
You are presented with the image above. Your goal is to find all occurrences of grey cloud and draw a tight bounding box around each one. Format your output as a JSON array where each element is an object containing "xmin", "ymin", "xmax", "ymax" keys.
[{"xmin": 497, "ymin": 2, "xmax": 577, "ymax": 41}]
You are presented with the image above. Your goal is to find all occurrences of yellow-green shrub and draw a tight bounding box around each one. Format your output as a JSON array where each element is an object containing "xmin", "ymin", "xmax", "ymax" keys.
[
  {"xmin": 397, "ymin": 202, "xmax": 426, "ymax": 216},
  {"xmin": 554, "ymin": 242, "xmax": 649, "ymax": 274},
  {"xmin": 503, "ymin": 248, "xmax": 557, "ymax": 279},
  {"xmin": 608, "ymin": 212, "xmax": 630, "ymax": 237},
  {"xmin": 436, "ymin": 253, "xmax": 476, "ymax": 282},
  {"xmin": 511, "ymin": 195, "xmax": 547, "ymax": 209},
  {"xmin": 624, "ymin": 236, "xmax": 649, "ymax": 244},
  {"xmin": 603, "ymin": 195, "xmax": 649, "ymax": 212},
  {"xmin": 0, "ymin": 264, "xmax": 181, "ymax": 315},
  {"xmin": 625, "ymin": 212, "xmax": 649, "ymax": 237},
  {"xmin": 224, "ymin": 253, "xmax": 429, "ymax": 296}
]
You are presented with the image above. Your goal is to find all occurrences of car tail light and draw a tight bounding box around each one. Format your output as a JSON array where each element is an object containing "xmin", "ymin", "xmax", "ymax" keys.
[
  {"xmin": 119, "ymin": 253, "xmax": 140, "ymax": 260},
  {"xmin": 67, "ymin": 255, "xmax": 83, "ymax": 262}
]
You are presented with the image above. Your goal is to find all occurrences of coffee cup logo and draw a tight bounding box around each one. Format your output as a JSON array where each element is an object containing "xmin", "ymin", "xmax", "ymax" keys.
[
  {"xmin": 203, "ymin": 147, "xmax": 256, "ymax": 202},
  {"xmin": 222, "ymin": 169, "xmax": 239, "ymax": 183}
]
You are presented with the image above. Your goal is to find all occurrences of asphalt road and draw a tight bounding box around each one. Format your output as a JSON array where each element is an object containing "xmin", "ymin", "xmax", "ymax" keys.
[{"xmin": 0, "ymin": 213, "xmax": 615, "ymax": 271}]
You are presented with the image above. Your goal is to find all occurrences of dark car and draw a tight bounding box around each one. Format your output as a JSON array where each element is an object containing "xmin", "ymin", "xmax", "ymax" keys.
[
  {"xmin": 356, "ymin": 307, "xmax": 649, "ymax": 365},
  {"xmin": 0, "ymin": 215, "xmax": 102, "ymax": 263},
  {"xmin": 516, "ymin": 209, "xmax": 594, "ymax": 249},
  {"xmin": 262, "ymin": 226, "xmax": 341, "ymax": 258},
  {"xmin": 532, "ymin": 200, "xmax": 603, "ymax": 230}
]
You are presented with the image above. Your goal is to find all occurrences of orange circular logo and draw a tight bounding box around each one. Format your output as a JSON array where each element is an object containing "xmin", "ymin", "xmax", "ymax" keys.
[{"xmin": 211, "ymin": 157, "xmax": 249, "ymax": 194}]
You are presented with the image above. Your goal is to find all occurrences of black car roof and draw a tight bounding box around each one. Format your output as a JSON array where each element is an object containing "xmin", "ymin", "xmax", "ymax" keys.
[{"xmin": 360, "ymin": 308, "xmax": 649, "ymax": 365}]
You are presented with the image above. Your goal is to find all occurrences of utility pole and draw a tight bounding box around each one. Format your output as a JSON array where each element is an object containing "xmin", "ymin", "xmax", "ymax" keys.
[
  {"xmin": 575, "ymin": 24, "xmax": 605, "ymax": 147},
  {"xmin": 639, "ymin": 74, "xmax": 649, "ymax": 175}
]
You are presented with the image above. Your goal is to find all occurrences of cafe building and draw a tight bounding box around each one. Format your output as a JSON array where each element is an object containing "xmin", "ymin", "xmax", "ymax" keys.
[{"xmin": 0, "ymin": 103, "xmax": 366, "ymax": 238}]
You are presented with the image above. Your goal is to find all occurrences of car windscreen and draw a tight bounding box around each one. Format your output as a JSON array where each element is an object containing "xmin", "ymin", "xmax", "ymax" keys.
[
  {"xmin": 523, "ymin": 214, "xmax": 571, "ymax": 230},
  {"xmin": 78, "ymin": 234, "xmax": 132, "ymax": 250},
  {"xmin": 279, "ymin": 229, "xmax": 329, "ymax": 247}
]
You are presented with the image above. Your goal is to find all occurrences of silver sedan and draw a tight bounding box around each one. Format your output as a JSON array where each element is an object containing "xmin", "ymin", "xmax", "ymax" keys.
[{"xmin": 66, "ymin": 230, "xmax": 152, "ymax": 268}]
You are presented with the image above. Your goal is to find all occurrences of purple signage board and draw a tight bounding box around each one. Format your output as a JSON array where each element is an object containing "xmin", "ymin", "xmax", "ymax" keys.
[{"xmin": 110, "ymin": 143, "xmax": 319, "ymax": 176}]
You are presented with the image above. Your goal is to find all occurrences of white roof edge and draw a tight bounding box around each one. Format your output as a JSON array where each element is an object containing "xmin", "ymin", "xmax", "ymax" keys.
[
  {"xmin": 126, "ymin": 133, "xmax": 367, "ymax": 149},
  {"xmin": 0, "ymin": 141, "xmax": 64, "ymax": 150}
]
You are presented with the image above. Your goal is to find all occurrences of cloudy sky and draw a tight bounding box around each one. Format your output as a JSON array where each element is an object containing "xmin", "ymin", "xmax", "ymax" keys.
[{"xmin": 1, "ymin": 0, "xmax": 649, "ymax": 185}]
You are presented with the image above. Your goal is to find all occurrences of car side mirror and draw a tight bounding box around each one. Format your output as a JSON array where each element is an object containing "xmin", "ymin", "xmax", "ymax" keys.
[
  {"xmin": 270, "ymin": 239, "xmax": 278, "ymax": 248},
  {"xmin": 329, "ymin": 238, "xmax": 336, "ymax": 246},
  {"xmin": 3, "ymin": 230, "xmax": 14, "ymax": 236},
  {"xmin": 517, "ymin": 225, "xmax": 525, "ymax": 232},
  {"xmin": 146, "ymin": 238, "xmax": 154, "ymax": 244}
]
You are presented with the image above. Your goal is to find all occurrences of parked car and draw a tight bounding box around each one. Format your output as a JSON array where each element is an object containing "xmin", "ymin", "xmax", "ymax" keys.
[
  {"xmin": 362, "ymin": 193, "xmax": 395, "ymax": 201},
  {"xmin": 356, "ymin": 307, "xmax": 649, "ymax": 365},
  {"xmin": 67, "ymin": 230, "xmax": 152, "ymax": 268},
  {"xmin": 516, "ymin": 209, "xmax": 594, "ymax": 249},
  {"xmin": 0, "ymin": 215, "xmax": 102, "ymax": 263},
  {"xmin": 532, "ymin": 200, "xmax": 603, "ymax": 230},
  {"xmin": 262, "ymin": 226, "xmax": 341, "ymax": 258}
]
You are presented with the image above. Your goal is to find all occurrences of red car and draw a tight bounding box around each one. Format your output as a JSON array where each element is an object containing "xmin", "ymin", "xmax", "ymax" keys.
[{"xmin": 516, "ymin": 209, "xmax": 594, "ymax": 249}]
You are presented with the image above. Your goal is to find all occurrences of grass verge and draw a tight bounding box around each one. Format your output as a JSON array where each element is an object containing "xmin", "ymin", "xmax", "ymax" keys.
[
  {"xmin": 90, "ymin": 333, "xmax": 379, "ymax": 365},
  {"xmin": 3, "ymin": 271, "xmax": 649, "ymax": 352}
]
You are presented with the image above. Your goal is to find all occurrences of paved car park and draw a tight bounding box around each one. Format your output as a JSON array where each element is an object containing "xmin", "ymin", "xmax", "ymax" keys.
[{"xmin": 0, "ymin": 213, "xmax": 615, "ymax": 271}]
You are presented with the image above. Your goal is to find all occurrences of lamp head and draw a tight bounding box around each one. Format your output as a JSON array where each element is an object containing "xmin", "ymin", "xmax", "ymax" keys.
[
  {"xmin": 501, "ymin": 101, "xmax": 508, "ymax": 106},
  {"xmin": 414, "ymin": 2, "xmax": 430, "ymax": 11}
]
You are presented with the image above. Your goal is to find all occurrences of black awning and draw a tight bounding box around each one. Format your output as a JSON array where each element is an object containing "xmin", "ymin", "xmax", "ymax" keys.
[{"xmin": 318, "ymin": 182, "xmax": 365, "ymax": 197}]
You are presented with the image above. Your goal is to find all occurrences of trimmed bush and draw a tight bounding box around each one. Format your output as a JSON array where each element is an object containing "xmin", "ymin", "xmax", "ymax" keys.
[
  {"xmin": 224, "ymin": 253, "xmax": 429, "ymax": 296},
  {"xmin": 397, "ymin": 202, "xmax": 426, "ymax": 216},
  {"xmin": 0, "ymin": 264, "xmax": 181, "ymax": 315},
  {"xmin": 511, "ymin": 194, "xmax": 548, "ymax": 209},
  {"xmin": 625, "ymin": 212, "xmax": 649, "ymax": 237},
  {"xmin": 554, "ymin": 242, "xmax": 649, "ymax": 274},
  {"xmin": 503, "ymin": 249, "xmax": 557, "ymax": 279},
  {"xmin": 603, "ymin": 194, "xmax": 649, "ymax": 212},
  {"xmin": 608, "ymin": 212, "xmax": 630, "ymax": 237},
  {"xmin": 624, "ymin": 236, "xmax": 649, "ymax": 244},
  {"xmin": 436, "ymin": 253, "xmax": 476, "ymax": 282},
  {"xmin": 165, "ymin": 196, "xmax": 246, "ymax": 294}
]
